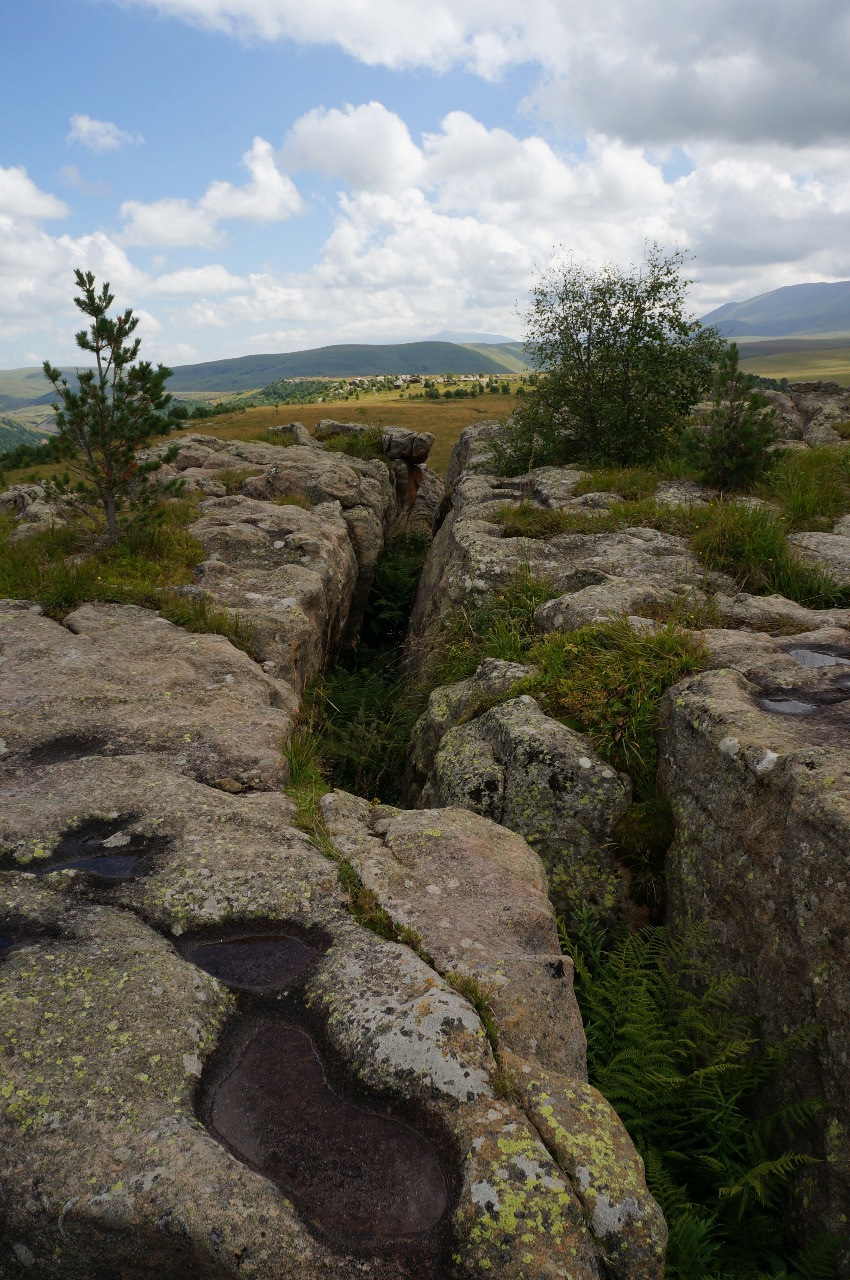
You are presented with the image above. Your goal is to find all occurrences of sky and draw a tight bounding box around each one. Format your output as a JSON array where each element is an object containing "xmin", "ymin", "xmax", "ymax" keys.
[{"xmin": 2, "ymin": 0, "xmax": 850, "ymax": 369}]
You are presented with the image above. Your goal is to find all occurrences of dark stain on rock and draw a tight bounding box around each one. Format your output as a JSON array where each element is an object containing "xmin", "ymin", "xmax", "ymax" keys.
[
  {"xmin": 180, "ymin": 923, "xmax": 330, "ymax": 993},
  {"xmin": 3, "ymin": 816, "xmax": 168, "ymax": 881},
  {"xmin": 0, "ymin": 919, "xmax": 54, "ymax": 958},
  {"xmin": 202, "ymin": 1014, "xmax": 450, "ymax": 1244},
  {"xmin": 26, "ymin": 732, "xmax": 113, "ymax": 766}
]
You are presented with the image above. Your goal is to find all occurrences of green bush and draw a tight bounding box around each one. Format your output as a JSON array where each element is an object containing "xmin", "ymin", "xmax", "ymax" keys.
[
  {"xmin": 683, "ymin": 343, "xmax": 780, "ymax": 490},
  {"xmin": 562, "ymin": 916, "xmax": 838, "ymax": 1280}
]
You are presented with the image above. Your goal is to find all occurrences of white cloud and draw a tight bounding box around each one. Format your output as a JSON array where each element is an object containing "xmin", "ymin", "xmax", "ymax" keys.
[
  {"xmin": 67, "ymin": 114, "xmax": 144, "ymax": 153},
  {"xmin": 119, "ymin": 137, "xmax": 303, "ymax": 247},
  {"xmin": 116, "ymin": 0, "xmax": 850, "ymax": 146},
  {"xmin": 3, "ymin": 107, "xmax": 850, "ymax": 367},
  {"xmin": 0, "ymin": 166, "xmax": 68, "ymax": 220},
  {"xmin": 283, "ymin": 102, "xmax": 423, "ymax": 191}
]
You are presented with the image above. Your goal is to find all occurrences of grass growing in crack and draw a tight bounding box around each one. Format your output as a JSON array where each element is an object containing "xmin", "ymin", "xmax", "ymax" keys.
[
  {"xmin": 493, "ymin": 498, "xmax": 695, "ymax": 541},
  {"xmin": 493, "ymin": 494, "xmax": 850, "ymax": 609},
  {"xmin": 303, "ymin": 533, "xmax": 431, "ymax": 804},
  {"xmin": 214, "ymin": 467, "xmax": 264, "ymax": 494},
  {"xmin": 273, "ymin": 493, "xmax": 313, "ymax": 509},
  {"xmin": 282, "ymin": 724, "xmax": 329, "ymax": 831},
  {"xmin": 518, "ymin": 618, "xmax": 707, "ymax": 798},
  {"xmin": 571, "ymin": 464, "xmax": 689, "ymax": 501},
  {"xmin": 561, "ymin": 914, "xmax": 839, "ymax": 1280},
  {"xmin": 428, "ymin": 568, "xmax": 556, "ymax": 688},
  {"xmin": 445, "ymin": 971, "xmax": 499, "ymax": 1054},
  {"xmin": 758, "ymin": 445, "xmax": 850, "ymax": 531},
  {"xmin": 690, "ymin": 501, "xmax": 850, "ymax": 607}
]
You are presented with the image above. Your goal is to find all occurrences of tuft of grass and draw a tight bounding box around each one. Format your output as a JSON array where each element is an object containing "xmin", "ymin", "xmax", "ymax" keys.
[
  {"xmin": 492, "ymin": 498, "xmax": 695, "ymax": 540},
  {"xmin": 519, "ymin": 618, "xmax": 707, "ymax": 797},
  {"xmin": 0, "ymin": 499, "xmax": 259, "ymax": 656},
  {"xmin": 445, "ymin": 971, "xmax": 499, "ymax": 1054},
  {"xmin": 690, "ymin": 501, "xmax": 850, "ymax": 607},
  {"xmin": 273, "ymin": 493, "xmax": 313, "ymax": 509},
  {"xmin": 282, "ymin": 723, "xmax": 329, "ymax": 832},
  {"xmin": 157, "ymin": 592, "xmax": 259, "ymax": 659},
  {"xmin": 759, "ymin": 445, "xmax": 850, "ymax": 530},
  {"xmin": 428, "ymin": 567, "xmax": 555, "ymax": 688},
  {"xmin": 253, "ymin": 427, "xmax": 297, "ymax": 447},
  {"xmin": 322, "ymin": 426, "xmax": 388, "ymax": 464},
  {"xmin": 214, "ymin": 467, "xmax": 264, "ymax": 494},
  {"xmin": 633, "ymin": 589, "xmax": 721, "ymax": 631},
  {"xmin": 572, "ymin": 465, "xmax": 673, "ymax": 501}
]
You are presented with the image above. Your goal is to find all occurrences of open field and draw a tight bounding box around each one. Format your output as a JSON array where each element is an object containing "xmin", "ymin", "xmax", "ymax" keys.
[
  {"xmin": 0, "ymin": 391, "xmax": 517, "ymax": 485},
  {"xmin": 737, "ymin": 338, "xmax": 850, "ymax": 385}
]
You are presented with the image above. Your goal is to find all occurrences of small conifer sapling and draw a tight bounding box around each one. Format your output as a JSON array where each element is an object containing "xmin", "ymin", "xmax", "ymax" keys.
[{"xmin": 43, "ymin": 269, "xmax": 179, "ymax": 544}]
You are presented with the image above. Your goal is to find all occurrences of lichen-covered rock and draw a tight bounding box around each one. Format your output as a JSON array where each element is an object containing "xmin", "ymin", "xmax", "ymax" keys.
[
  {"xmin": 712, "ymin": 590, "xmax": 850, "ymax": 634},
  {"xmin": 318, "ymin": 794, "xmax": 666, "ymax": 1275},
  {"xmin": 419, "ymin": 695, "xmax": 632, "ymax": 922},
  {"xmin": 405, "ymin": 658, "xmax": 535, "ymax": 804},
  {"xmin": 319, "ymin": 792, "xmax": 588, "ymax": 1079},
  {"xmin": 659, "ymin": 662, "xmax": 850, "ymax": 1263},
  {"xmin": 0, "ymin": 602, "xmax": 297, "ymax": 788},
  {"xmin": 502, "ymin": 1048, "xmax": 667, "ymax": 1280},
  {"xmin": 789, "ymin": 530, "xmax": 850, "ymax": 584},
  {"xmin": 188, "ymin": 494, "xmax": 359, "ymax": 690}
]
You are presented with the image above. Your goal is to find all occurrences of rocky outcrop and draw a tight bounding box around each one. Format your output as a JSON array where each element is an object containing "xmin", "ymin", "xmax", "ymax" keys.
[
  {"xmin": 761, "ymin": 381, "xmax": 850, "ymax": 444},
  {"xmin": 409, "ymin": 457, "xmax": 731, "ymax": 642},
  {"xmin": 320, "ymin": 792, "xmax": 665, "ymax": 1277},
  {"xmin": 0, "ymin": 601, "xmax": 663, "ymax": 1280},
  {"xmin": 658, "ymin": 637, "xmax": 850, "ymax": 1263},
  {"xmin": 415, "ymin": 693, "xmax": 632, "ymax": 923},
  {"xmin": 0, "ymin": 600, "xmax": 297, "ymax": 789}
]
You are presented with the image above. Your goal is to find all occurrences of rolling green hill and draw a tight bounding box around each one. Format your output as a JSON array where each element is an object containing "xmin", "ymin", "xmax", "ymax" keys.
[
  {"xmin": 0, "ymin": 341, "xmax": 529, "ymax": 408},
  {"xmin": 166, "ymin": 341, "xmax": 528, "ymax": 392}
]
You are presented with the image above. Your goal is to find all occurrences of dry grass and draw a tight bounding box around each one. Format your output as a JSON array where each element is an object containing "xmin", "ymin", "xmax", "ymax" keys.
[{"xmin": 1, "ymin": 393, "xmax": 516, "ymax": 486}]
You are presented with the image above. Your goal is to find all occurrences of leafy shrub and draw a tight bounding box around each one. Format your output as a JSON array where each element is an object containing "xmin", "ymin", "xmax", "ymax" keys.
[{"xmin": 562, "ymin": 916, "xmax": 839, "ymax": 1280}]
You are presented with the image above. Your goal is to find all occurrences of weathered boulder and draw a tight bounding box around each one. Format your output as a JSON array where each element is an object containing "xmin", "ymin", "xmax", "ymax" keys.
[
  {"xmin": 0, "ymin": 482, "xmax": 65, "ymax": 541},
  {"xmin": 188, "ymin": 494, "xmax": 359, "ymax": 690},
  {"xmin": 658, "ymin": 656, "xmax": 850, "ymax": 1262},
  {"xmin": 318, "ymin": 792, "xmax": 665, "ymax": 1278},
  {"xmin": 0, "ymin": 749, "xmax": 610, "ymax": 1279},
  {"xmin": 417, "ymin": 695, "xmax": 632, "ymax": 921},
  {"xmin": 502, "ymin": 1048, "xmax": 667, "ymax": 1280},
  {"xmin": 712, "ymin": 590, "xmax": 850, "ymax": 634},
  {"xmin": 0, "ymin": 601, "xmax": 297, "ymax": 788},
  {"xmin": 788, "ymin": 530, "xmax": 850, "ymax": 584},
  {"xmin": 405, "ymin": 658, "xmax": 535, "ymax": 804},
  {"xmin": 320, "ymin": 791, "xmax": 588, "ymax": 1078}
]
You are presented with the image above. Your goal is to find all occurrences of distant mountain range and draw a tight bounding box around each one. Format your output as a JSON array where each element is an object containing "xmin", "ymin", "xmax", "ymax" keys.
[{"xmin": 700, "ymin": 281, "xmax": 850, "ymax": 339}]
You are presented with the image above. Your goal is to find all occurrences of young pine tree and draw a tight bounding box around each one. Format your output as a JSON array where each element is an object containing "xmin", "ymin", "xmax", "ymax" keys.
[
  {"xmin": 685, "ymin": 342, "xmax": 780, "ymax": 491},
  {"xmin": 43, "ymin": 269, "xmax": 178, "ymax": 544}
]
